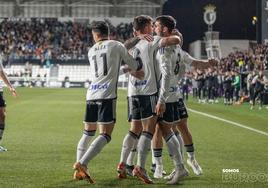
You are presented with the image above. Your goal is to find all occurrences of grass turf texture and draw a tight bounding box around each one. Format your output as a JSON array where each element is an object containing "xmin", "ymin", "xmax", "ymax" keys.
[{"xmin": 0, "ymin": 88, "xmax": 267, "ymax": 188}]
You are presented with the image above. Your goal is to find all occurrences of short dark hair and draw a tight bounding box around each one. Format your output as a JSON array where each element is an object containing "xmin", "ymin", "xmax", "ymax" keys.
[
  {"xmin": 91, "ymin": 21, "xmax": 109, "ymax": 37},
  {"xmin": 133, "ymin": 15, "xmax": 153, "ymax": 32},
  {"xmin": 156, "ymin": 15, "xmax": 176, "ymax": 32}
]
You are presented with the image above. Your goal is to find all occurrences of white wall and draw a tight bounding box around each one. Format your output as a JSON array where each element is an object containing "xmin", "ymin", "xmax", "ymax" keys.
[
  {"xmin": 219, "ymin": 40, "xmax": 250, "ymax": 57},
  {"xmin": 189, "ymin": 39, "xmax": 254, "ymax": 59}
]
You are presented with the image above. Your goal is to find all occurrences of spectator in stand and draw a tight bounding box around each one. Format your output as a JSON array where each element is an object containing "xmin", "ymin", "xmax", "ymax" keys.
[
  {"xmin": 251, "ymin": 71, "xmax": 265, "ymax": 110},
  {"xmin": 180, "ymin": 72, "xmax": 191, "ymax": 101},
  {"xmin": 192, "ymin": 70, "xmax": 198, "ymax": 99},
  {"xmin": 232, "ymin": 70, "xmax": 240, "ymax": 103},
  {"xmin": 223, "ymin": 71, "xmax": 233, "ymax": 105},
  {"xmin": 195, "ymin": 69, "xmax": 204, "ymax": 103}
]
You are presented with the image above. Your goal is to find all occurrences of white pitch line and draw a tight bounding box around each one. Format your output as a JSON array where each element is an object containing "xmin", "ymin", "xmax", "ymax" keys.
[{"xmin": 188, "ymin": 108, "xmax": 268, "ymax": 137}]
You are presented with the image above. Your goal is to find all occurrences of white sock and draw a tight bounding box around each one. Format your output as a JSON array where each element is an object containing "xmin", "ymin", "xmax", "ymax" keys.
[
  {"xmin": 119, "ymin": 131, "xmax": 138, "ymax": 164},
  {"xmin": 175, "ymin": 131, "xmax": 184, "ymax": 161},
  {"xmin": 151, "ymin": 146, "xmax": 155, "ymax": 165},
  {"xmin": 137, "ymin": 132, "xmax": 153, "ymax": 169},
  {"xmin": 80, "ymin": 134, "xmax": 111, "ymax": 166},
  {"xmin": 153, "ymin": 148, "xmax": 163, "ymax": 166},
  {"xmin": 76, "ymin": 130, "xmax": 96, "ymax": 161},
  {"xmin": 165, "ymin": 133, "xmax": 183, "ymax": 169},
  {"xmin": 185, "ymin": 144, "xmax": 195, "ymax": 160},
  {"xmin": 126, "ymin": 150, "xmax": 136, "ymax": 166},
  {"xmin": 126, "ymin": 138, "xmax": 138, "ymax": 166}
]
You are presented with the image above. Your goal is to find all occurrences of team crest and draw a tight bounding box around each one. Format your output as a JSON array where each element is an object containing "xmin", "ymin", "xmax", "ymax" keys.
[{"xmin": 203, "ymin": 4, "xmax": 217, "ymax": 25}]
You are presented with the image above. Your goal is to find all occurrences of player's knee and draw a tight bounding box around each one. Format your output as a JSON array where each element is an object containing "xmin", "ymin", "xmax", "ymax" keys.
[
  {"xmin": 130, "ymin": 125, "xmax": 142, "ymax": 135},
  {"xmin": 100, "ymin": 133, "xmax": 111, "ymax": 143},
  {"xmin": 83, "ymin": 129, "xmax": 96, "ymax": 136},
  {"xmin": 84, "ymin": 123, "xmax": 97, "ymax": 131}
]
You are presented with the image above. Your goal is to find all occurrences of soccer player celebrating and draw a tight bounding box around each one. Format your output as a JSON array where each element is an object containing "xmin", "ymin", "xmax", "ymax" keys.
[
  {"xmin": 0, "ymin": 50, "xmax": 18, "ymax": 152},
  {"xmin": 153, "ymin": 15, "xmax": 189, "ymax": 184},
  {"xmin": 117, "ymin": 15, "xmax": 182, "ymax": 184},
  {"xmin": 151, "ymin": 16, "xmax": 218, "ymax": 179},
  {"xmin": 73, "ymin": 21, "xmax": 143, "ymax": 183}
]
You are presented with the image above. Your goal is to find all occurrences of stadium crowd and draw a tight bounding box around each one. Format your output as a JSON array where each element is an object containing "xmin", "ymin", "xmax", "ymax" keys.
[
  {"xmin": 0, "ymin": 18, "xmax": 132, "ymax": 61},
  {"xmin": 180, "ymin": 44, "xmax": 268, "ymax": 108},
  {"xmin": 1, "ymin": 18, "xmax": 267, "ymax": 108}
]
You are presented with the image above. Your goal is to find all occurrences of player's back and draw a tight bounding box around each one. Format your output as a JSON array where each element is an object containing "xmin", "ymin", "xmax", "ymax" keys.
[
  {"xmin": 157, "ymin": 45, "xmax": 190, "ymax": 102},
  {"xmin": 87, "ymin": 40, "xmax": 125, "ymax": 101},
  {"xmin": 128, "ymin": 36, "xmax": 161, "ymax": 97}
]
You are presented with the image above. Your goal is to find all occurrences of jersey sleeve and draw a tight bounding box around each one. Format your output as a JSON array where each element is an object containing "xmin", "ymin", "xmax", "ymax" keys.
[
  {"xmin": 180, "ymin": 49, "xmax": 194, "ymax": 65},
  {"xmin": 87, "ymin": 50, "xmax": 91, "ymax": 66},
  {"xmin": 157, "ymin": 48, "xmax": 171, "ymax": 103},
  {"xmin": 118, "ymin": 43, "xmax": 142, "ymax": 71},
  {"xmin": 151, "ymin": 36, "xmax": 162, "ymax": 51}
]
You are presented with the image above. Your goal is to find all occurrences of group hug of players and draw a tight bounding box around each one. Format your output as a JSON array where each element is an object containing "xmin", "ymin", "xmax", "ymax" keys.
[{"xmin": 72, "ymin": 15, "xmax": 217, "ymax": 185}]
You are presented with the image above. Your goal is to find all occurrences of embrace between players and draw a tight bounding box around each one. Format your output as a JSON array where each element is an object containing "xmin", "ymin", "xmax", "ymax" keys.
[{"xmin": 73, "ymin": 15, "xmax": 217, "ymax": 185}]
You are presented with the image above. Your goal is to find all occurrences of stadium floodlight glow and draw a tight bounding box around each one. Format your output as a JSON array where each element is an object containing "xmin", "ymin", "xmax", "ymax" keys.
[{"xmin": 252, "ymin": 16, "xmax": 258, "ymax": 25}]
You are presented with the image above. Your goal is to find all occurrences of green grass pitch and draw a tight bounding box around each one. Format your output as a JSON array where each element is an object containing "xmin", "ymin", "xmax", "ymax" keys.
[{"xmin": 0, "ymin": 88, "xmax": 267, "ymax": 187}]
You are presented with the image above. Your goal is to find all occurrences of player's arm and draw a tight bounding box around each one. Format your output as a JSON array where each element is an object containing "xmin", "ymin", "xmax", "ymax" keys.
[
  {"xmin": 171, "ymin": 29, "xmax": 183, "ymax": 46},
  {"xmin": 119, "ymin": 48, "xmax": 144, "ymax": 80},
  {"xmin": 0, "ymin": 71, "xmax": 17, "ymax": 97},
  {"xmin": 155, "ymin": 49, "xmax": 171, "ymax": 116},
  {"xmin": 193, "ymin": 59, "xmax": 218, "ymax": 70},
  {"xmin": 159, "ymin": 35, "xmax": 182, "ymax": 47},
  {"xmin": 158, "ymin": 59, "xmax": 170, "ymax": 104},
  {"xmin": 0, "ymin": 56, "xmax": 17, "ymax": 97},
  {"xmin": 120, "ymin": 64, "xmax": 144, "ymax": 80},
  {"xmin": 124, "ymin": 34, "xmax": 154, "ymax": 50},
  {"xmin": 183, "ymin": 51, "xmax": 218, "ymax": 70},
  {"xmin": 119, "ymin": 43, "xmax": 143, "ymax": 72}
]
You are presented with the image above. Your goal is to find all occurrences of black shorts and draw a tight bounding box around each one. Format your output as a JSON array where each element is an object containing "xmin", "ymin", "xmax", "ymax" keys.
[
  {"xmin": 160, "ymin": 102, "xmax": 181, "ymax": 124},
  {"xmin": 84, "ymin": 98, "xmax": 116, "ymax": 124},
  {"xmin": 177, "ymin": 98, "xmax": 188, "ymax": 120},
  {"xmin": 0, "ymin": 92, "xmax": 6, "ymax": 107},
  {"xmin": 128, "ymin": 94, "xmax": 158, "ymax": 121}
]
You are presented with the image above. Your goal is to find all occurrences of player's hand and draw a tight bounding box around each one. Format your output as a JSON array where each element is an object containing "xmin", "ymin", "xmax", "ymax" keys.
[
  {"xmin": 122, "ymin": 64, "xmax": 131, "ymax": 73},
  {"xmin": 172, "ymin": 29, "xmax": 182, "ymax": 37},
  {"xmin": 208, "ymin": 59, "xmax": 219, "ymax": 67},
  {"xmin": 172, "ymin": 29, "xmax": 183, "ymax": 46},
  {"xmin": 130, "ymin": 70, "xmax": 144, "ymax": 80},
  {"xmin": 138, "ymin": 34, "xmax": 154, "ymax": 42},
  {"xmin": 9, "ymin": 87, "xmax": 18, "ymax": 98},
  {"xmin": 155, "ymin": 102, "xmax": 166, "ymax": 117}
]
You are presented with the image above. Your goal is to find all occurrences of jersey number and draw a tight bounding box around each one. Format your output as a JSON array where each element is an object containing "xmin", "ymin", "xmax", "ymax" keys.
[
  {"xmin": 174, "ymin": 53, "xmax": 181, "ymax": 75},
  {"xmin": 92, "ymin": 53, "xmax": 107, "ymax": 77},
  {"xmin": 132, "ymin": 48, "xmax": 143, "ymax": 65}
]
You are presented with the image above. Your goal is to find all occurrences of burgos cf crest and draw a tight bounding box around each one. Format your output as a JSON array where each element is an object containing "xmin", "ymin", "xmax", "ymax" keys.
[{"xmin": 204, "ymin": 4, "xmax": 217, "ymax": 25}]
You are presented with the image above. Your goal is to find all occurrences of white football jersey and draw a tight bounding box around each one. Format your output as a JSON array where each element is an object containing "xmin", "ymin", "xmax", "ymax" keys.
[
  {"xmin": 86, "ymin": 40, "xmax": 140, "ymax": 100},
  {"xmin": 159, "ymin": 45, "xmax": 193, "ymax": 103},
  {"xmin": 155, "ymin": 47, "xmax": 171, "ymax": 103},
  {"xmin": 0, "ymin": 55, "xmax": 4, "ymax": 92},
  {"xmin": 127, "ymin": 36, "xmax": 162, "ymax": 97}
]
